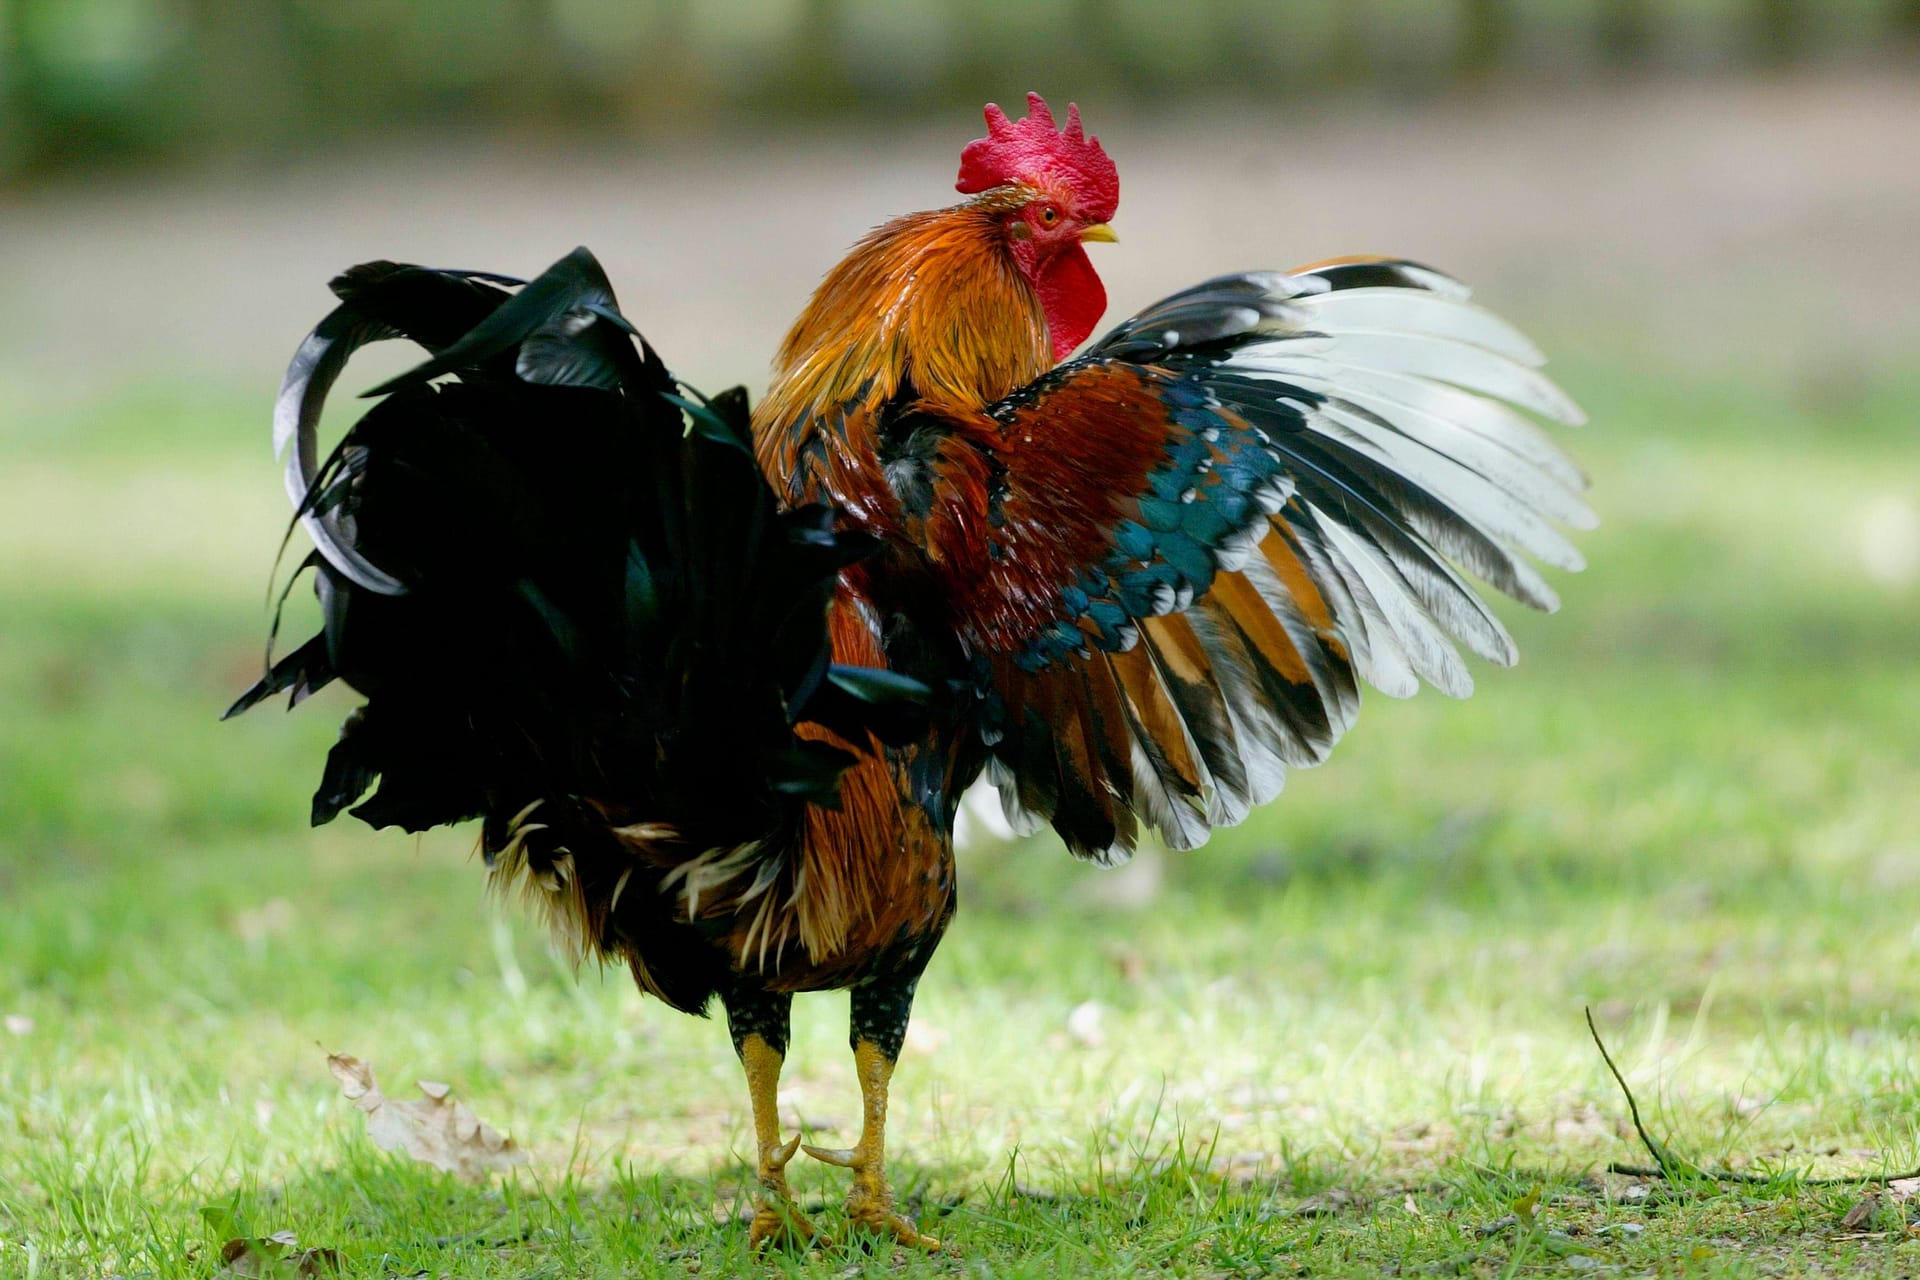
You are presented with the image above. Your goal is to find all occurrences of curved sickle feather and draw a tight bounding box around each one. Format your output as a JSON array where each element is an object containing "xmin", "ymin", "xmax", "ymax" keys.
[
  {"xmin": 274, "ymin": 306, "xmax": 410, "ymax": 595},
  {"xmin": 272, "ymin": 254, "xmax": 610, "ymax": 597}
]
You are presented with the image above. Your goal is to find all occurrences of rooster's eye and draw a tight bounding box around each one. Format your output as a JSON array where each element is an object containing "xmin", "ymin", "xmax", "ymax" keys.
[{"xmin": 1040, "ymin": 207, "xmax": 1059, "ymax": 225}]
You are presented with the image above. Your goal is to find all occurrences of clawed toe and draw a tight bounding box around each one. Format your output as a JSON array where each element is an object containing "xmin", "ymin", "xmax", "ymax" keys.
[
  {"xmin": 847, "ymin": 1203, "xmax": 942, "ymax": 1252},
  {"xmin": 843, "ymin": 1176, "xmax": 942, "ymax": 1252},
  {"xmin": 748, "ymin": 1202, "xmax": 825, "ymax": 1251}
]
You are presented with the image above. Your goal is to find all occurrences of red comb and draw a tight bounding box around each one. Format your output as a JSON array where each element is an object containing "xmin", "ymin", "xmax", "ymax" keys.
[{"xmin": 956, "ymin": 92, "xmax": 1118, "ymax": 222}]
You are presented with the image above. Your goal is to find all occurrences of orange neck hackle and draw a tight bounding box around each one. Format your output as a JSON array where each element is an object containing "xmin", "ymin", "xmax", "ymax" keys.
[
  {"xmin": 753, "ymin": 94, "xmax": 1122, "ymax": 519},
  {"xmin": 752, "ymin": 193, "xmax": 1052, "ymax": 516}
]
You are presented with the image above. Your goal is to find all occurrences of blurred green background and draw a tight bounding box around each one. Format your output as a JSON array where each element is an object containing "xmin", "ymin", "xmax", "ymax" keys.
[
  {"xmin": 4, "ymin": 2, "xmax": 1920, "ymax": 1275},
  {"xmin": 4, "ymin": 0, "xmax": 1920, "ymax": 181}
]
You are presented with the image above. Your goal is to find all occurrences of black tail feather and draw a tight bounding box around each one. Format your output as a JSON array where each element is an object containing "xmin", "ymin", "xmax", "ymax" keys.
[{"xmin": 233, "ymin": 247, "xmax": 925, "ymax": 917}]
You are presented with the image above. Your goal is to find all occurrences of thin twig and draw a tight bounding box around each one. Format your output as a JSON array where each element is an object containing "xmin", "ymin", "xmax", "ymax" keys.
[
  {"xmin": 1584, "ymin": 1006, "xmax": 1920, "ymax": 1188},
  {"xmin": 1585, "ymin": 1007, "xmax": 1721, "ymax": 1182}
]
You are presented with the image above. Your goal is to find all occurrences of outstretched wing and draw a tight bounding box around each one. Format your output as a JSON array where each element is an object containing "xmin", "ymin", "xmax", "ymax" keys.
[{"xmin": 931, "ymin": 259, "xmax": 1592, "ymax": 862}]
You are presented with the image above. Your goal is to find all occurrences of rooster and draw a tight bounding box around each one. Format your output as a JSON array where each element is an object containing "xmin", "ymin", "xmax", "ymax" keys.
[{"xmin": 231, "ymin": 93, "xmax": 1589, "ymax": 1250}]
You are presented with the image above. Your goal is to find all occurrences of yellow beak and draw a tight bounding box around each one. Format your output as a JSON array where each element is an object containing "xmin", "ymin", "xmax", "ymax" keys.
[{"xmin": 1079, "ymin": 222, "xmax": 1118, "ymax": 244}]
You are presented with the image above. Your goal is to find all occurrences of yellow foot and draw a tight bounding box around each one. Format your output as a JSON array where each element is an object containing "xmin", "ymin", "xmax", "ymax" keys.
[
  {"xmin": 748, "ymin": 1134, "xmax": 827, "ymax": 1251},
  {"xmin": 846, "ymin": 1200, "xmax": 941, "ymax": 1251},
  {"xmin": 748, "ymin": 1202, "xmax": 824, "ymax": 1251},
  {"xmin": 802, "ymin": 1143, "xmax": 942, "ymax": 1252}
]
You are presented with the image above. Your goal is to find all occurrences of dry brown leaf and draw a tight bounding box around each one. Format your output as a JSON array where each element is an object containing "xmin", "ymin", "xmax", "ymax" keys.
[
  {"xmin": 216, "ymin": 1233, "xmax": 340, "ymax": 1278},
  {"xmin": 1888, "ymin": 1177, "xmax": 1920, "ymax": 1203},
  {"xmin": 1841, "ymin": 1193, "xmax": 1880, "ymax": 1230},
  {"xmin": 326, "ymin": 1052, "xmax": 528, "ymax": 1180}
]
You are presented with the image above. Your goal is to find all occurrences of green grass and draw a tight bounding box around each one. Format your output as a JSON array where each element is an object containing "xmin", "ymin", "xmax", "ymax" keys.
[{"xmin": 3, "ymin": 359, "xmax": 1919, "ymax": 1278}]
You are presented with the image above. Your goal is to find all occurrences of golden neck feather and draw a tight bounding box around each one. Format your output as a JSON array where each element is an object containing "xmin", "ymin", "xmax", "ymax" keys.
[{"xmin": 752, "ymin": 198, "xmax": 1051, "ymax": 504}]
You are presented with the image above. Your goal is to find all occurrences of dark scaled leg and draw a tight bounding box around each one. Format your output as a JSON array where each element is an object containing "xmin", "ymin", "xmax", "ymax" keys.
[
  {"xmin": 802, "ymin": 976, "xmax": 941, "ymax": 1250},
  {"xmin": 722, "ymin": 987, "xmax": 820, "ymax": 1250}
]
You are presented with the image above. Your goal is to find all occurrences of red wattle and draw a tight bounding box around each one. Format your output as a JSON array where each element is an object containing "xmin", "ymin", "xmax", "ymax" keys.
[{"xmin": 1035, "ymin": 242, "xmax": 1107, "ymax": 363}]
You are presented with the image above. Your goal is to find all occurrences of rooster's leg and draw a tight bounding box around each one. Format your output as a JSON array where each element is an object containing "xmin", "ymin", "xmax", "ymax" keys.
[
  {"xmin": 725, "ymin": 990, "xmax": 820, "ymax": 1249},
  {"xmin": 802, "ymin": 982, "xmax": 941, "ymax": 1250}
]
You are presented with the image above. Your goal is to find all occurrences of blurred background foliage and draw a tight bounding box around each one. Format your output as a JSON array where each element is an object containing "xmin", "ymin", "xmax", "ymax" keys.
[{"xmin": 4, "ymin": 0, "xmax": 1920, "ymax": 182}]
